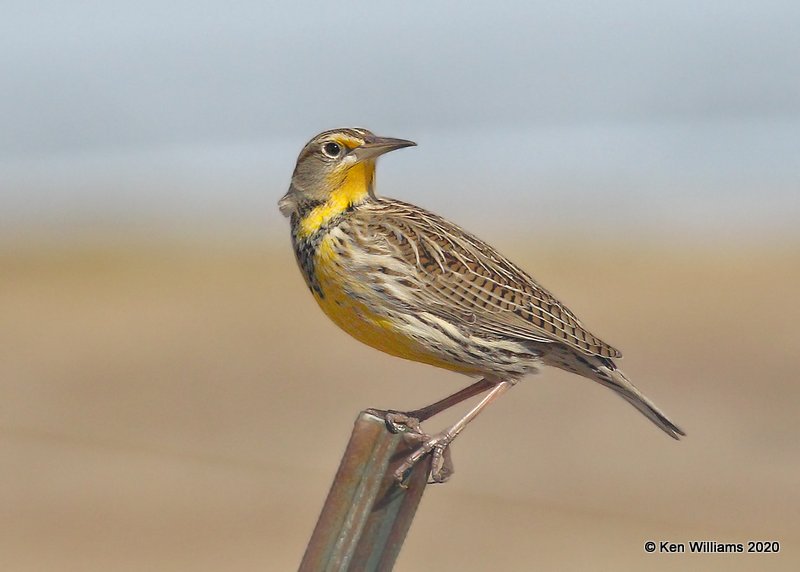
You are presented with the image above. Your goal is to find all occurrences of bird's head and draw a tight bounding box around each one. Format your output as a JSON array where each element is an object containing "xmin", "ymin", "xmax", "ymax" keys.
[{"xmin": 279, "ymin": 127, "xmax": 415, "ymax": 217}]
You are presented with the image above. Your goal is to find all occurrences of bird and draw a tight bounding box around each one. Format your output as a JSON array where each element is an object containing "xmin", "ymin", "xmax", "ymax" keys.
[{"xmin": 278, "ymin": 127, "xmax": 684, "ymax": 482}]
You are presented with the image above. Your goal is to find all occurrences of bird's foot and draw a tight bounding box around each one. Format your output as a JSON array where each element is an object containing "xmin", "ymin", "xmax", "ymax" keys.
[
  {"xmin": 366, "ymin": 408, "xmax": 455, "ymax": 483},
  {"xmin": 395, "ymin": 431, "xmax": 455, "ymax": 484},
  {"xmin": 366, "ymin": 408, "xmax": 424, "ymax": 435}
]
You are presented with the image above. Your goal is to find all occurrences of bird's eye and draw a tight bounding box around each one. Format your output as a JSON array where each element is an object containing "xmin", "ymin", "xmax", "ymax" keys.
[{"xmin": 322, "ymin": 142, "xmax": 342, "ymax": 158}]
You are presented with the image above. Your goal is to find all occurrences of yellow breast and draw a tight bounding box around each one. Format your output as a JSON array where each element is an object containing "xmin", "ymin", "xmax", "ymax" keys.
[{"xmin": 312, "ymin": 235, "xmax": 478, "ymax": 375}]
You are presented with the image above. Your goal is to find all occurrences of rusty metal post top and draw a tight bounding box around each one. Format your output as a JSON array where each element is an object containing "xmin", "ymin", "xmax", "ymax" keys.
[{"xmin": 299, "ymin": 411, "xmax": 432, "ymax": 572}]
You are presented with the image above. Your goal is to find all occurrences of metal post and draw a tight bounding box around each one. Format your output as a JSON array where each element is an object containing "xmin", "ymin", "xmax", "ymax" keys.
[{"xmin": 299, "ymin": 411, "xmax": 431, "ymax": 571}]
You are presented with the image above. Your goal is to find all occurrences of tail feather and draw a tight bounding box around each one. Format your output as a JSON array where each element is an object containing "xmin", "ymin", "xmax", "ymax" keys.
[{"xmin": 596, "ymin": 366, "xmax": 685, "ymax": 440}]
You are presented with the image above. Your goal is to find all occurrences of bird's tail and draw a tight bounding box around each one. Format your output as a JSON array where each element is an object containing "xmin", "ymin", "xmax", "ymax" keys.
[{"xmin": 594, "ymin": 365, "xmax": 685, "ymax": 440}]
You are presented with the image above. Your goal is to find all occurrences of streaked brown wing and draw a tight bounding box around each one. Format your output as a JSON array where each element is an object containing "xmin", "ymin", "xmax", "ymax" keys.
[{"xmin": 355, "ymin": 198, "xmax": 622, "ymax": 359}]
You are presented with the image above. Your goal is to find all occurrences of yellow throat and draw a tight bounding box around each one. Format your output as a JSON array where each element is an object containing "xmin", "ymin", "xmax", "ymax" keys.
[{"xmin": 298, "ymin": 160, "xmax": 375, "ymax": 238}]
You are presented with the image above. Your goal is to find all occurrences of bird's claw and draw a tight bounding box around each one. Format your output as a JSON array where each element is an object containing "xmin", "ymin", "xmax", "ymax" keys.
[
  {"xmin": 367, "ymin": 409, "xmax": 455, "ymax": 483},
  {"xmin": 428, "ymin": 440, "xmax": 455, "ymax": 483},
  {"xmin": 386, "ymin": 411, "xmax": 424, "ymax": 435},
  {"xmin": 366, "ymin": 408, "xmax": 424, "ymax": 435},
  {"xmin": 394, "ymin": 431, "xmax": 455, "ymax": 484}
]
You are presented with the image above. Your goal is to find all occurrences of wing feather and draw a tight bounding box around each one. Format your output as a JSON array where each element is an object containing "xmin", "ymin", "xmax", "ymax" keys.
[{"xmin": 348, "ymin": 198, "xmax": 622, "ymax": 359}]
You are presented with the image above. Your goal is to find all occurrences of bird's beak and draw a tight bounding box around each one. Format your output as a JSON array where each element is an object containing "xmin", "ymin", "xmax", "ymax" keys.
[{"xmin": 353, "ymin": 136, "xmax": 416, "ymax": 162}]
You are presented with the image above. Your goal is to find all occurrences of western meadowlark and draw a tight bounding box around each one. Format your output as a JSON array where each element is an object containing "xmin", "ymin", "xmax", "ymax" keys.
[{"xmin": 279, "ymin": 127, "xmax": 684, "ymax": 482}]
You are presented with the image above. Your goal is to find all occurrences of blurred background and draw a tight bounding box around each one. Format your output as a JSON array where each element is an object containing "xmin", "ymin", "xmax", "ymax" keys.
[{"xmin": 2, "ymin": 1, "xmax": 799, "ymax": 570}]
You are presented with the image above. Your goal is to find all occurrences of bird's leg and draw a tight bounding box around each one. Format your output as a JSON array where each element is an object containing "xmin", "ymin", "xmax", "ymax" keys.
[
  {"xmin": 408, "ymin": 378, "xmax": 496, "ymax": 422},
  {"xmin": 395, "ymin": 380, "xmax": 513, "ymax": 483},
  {"xmin": 369, "ymin": 378, "xmax": 495, "ymax": 435}
]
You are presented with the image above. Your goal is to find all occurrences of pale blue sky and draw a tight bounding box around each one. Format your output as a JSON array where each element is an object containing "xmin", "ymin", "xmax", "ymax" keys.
[{"xmin": 2, "ymin": 1, "xmax": 799, "ymax": 239}]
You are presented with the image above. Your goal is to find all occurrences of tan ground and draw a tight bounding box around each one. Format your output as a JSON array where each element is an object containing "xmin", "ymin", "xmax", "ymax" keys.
[{"xmin": 2, "ymin": 237, "xmax": 798, "ymax": 571}]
